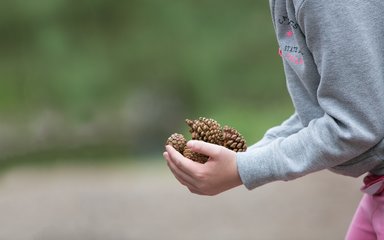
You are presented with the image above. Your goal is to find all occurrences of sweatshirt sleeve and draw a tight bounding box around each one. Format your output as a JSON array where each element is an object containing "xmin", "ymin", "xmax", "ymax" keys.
[
  {"xmin": 237, "ymin": 0, "xmax": 384, "ymax": 190},
  {"xmin": 247, "ymin": 112, "xmax": 303, "ymax": 150}
]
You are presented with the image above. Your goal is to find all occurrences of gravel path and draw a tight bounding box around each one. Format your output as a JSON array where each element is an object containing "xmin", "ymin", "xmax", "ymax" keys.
[{"xmin": 0, "ymin": 162, "xmax": 363, "ymax": 240}]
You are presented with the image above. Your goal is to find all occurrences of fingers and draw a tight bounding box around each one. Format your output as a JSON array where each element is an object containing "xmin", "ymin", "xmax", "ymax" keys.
[
  {"xmin": 164, "ymin": 152, "xmax": 194, "ymax": 185},
  {"xmin": 165, "ymin": 145, "xmax": 201, "ymax": 177},
  {"xmin": 164, "ymin": 145, "xmax": 202, "ymax": 188},
  {"xmin": 186, "ymin": 140, "xmax": 223, "ymax": 158},
  {"xmin": 163, "ymin": 143, "xmax": 239, "ymax": 196}
]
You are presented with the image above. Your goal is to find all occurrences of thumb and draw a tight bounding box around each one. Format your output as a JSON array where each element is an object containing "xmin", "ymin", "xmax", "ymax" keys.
[{"xmin": 186, "ymin": 140, "xmax": 223, "ymax": 158}]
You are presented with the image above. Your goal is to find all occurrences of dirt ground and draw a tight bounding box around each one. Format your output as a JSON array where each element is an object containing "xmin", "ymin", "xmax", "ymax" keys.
[{"xmin": 0, "ymin": 161, "xmax": 363, "ymax": 240}]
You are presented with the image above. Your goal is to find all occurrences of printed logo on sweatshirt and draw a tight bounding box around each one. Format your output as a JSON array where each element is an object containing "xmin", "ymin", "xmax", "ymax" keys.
[
  {"xmin": 279, "ymin": 41, "xmax": 304, "ymax": 65},
  {"xmin": 278, "ymin": 16, "xmax": 304, "ymax": 65},
  {"xmin": 278, "ymin": 16, "xmax": 299, "ymax": 29},
  {"xmin": 286, "ymin": 30, "xmax": 294, "ymax": 38}
]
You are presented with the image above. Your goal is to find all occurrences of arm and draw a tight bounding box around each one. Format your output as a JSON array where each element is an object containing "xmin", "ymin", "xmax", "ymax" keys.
[
  {"xmin": 248, "ymin": 112, "xmax": 303, "ymax": 150},
  {"xmin": 238, "ymin": 0, "xmax": 384, "ymax": 189}
]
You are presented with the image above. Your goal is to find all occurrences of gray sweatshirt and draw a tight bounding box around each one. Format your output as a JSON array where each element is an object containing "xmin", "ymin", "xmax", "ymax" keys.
[{"xmin": 237, "ymin": 0, "xmax": 384, "ymax": 190}]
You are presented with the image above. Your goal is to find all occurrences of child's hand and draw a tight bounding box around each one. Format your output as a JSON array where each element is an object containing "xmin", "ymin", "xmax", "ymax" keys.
[{"xmin": 163, "ymin": 140, "xmax": 243, "ymax": 196}]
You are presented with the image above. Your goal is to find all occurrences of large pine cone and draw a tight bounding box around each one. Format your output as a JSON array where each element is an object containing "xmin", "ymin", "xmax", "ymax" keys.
[
  {"xmin": 222, "ymin": 126, "xmax": 247, "ymax": 152},
  {"xmin": 185, "ymin": 117, "xmax": 223, "ymax": 145},
  {"xmin": 166, "ymin": 117, "xmax": 247, "ymax": 164}
]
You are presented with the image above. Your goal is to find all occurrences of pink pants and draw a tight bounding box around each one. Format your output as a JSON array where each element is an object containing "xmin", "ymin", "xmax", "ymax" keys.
[{"xmin": 346, "ymin": 193, "xmax": 384, "ymax": 239}]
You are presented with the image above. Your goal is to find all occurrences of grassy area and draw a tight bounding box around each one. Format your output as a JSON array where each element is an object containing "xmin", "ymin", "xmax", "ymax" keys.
[
  {"xmin": 0, "ymin": 0, "xmax": 292, "ymax": 169},
  {"xmin": 0, "ymin": 102, "xmax": 293, "ymax": 174},
  {"xmin": 0, "ymin": 0, "xmax": 279, "ymax": 117}
]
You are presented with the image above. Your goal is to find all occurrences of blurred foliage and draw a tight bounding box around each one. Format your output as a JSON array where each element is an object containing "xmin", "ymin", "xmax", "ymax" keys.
[{"xmin": 0, "ymin": 0, "xmax": 292, "ymax": 160}]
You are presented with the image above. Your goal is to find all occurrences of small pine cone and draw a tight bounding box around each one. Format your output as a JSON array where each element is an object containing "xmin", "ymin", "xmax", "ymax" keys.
[
  {"xmin": 222, "ymin": 126, "xmax": 247, "ymax": 152},
  {"xmin": 183, "ymin": 147, "xmax": 209, "ymax": 164},
  {"xmin": 166, "ymin": 133, "xmax": 187, "ymax": 153},
  {"xmin": 185, "ymin": 117, "xmax": 223, "ymax": 145}
]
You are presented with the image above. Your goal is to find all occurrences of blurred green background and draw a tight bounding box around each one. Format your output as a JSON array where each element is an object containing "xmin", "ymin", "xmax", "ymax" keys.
[
  {"xmin": 0, "ymin": 0, "xmax": 292, "ymax": 167},
  {"xmin": 0, "ymin": 2, "xmax": 361, "ymax": 240}
]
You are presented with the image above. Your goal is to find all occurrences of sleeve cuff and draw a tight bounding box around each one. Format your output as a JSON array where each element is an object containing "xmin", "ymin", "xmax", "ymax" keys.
[{"xmin": 236, "ymin": 147, "xmax": 279, "ymax": 190}]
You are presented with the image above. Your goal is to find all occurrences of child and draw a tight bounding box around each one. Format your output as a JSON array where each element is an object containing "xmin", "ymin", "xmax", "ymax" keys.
[{"xmin": 163, "ymin": 0, "xmax": 384, "ymax": 238}]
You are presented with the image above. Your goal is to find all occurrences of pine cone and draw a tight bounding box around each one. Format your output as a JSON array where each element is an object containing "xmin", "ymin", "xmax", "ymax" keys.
[
  {"xmin": 166, "ymin": 117, "xmax": 247, "ymax": 164},
  {"xmin": 166, "ymin": 133, "xmax": 187, "ymax": 153},
  {"xmin": 183, "ymin": 147, "xmax": 209, "ymax": 164},
  {"xmin": 222, "ymin": 126, "xmax": 247, "ymax": 152},
  {"xmin": 185, "ymin": 117, "xmax": 223, "ymax": 145}
]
